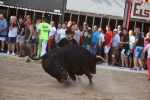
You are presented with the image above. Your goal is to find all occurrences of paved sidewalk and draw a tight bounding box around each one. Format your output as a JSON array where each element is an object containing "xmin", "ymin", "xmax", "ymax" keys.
[{"xmin": 0, "ymin": 53, "xmax": 148, "ymax": 76}]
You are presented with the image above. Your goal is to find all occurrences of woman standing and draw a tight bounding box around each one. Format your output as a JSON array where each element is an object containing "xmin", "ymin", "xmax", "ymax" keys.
[{"xmin": 129, "ymin": 30, "xmax": 135, "ymax": 68}]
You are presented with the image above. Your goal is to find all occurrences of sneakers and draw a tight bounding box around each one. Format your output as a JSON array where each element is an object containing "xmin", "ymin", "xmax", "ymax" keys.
[
  {"xmin": 119, "ymin": 66, "xmax": 126, "ymax": 69},
  {"xmin": 7, "ymin": 51, "xmax": 10, "ymax": 55},
  {"xmin": 138, "ymin": 66, "xmax": 143, "ymax": 71},
  {"xmin": 18, "ymin": 55, "xmax": 26, "ymax": 57},
  {"xmin": 102, "ymin": 62, "xmax": 108, "ymax": 66},
  {"xmin": 0, "ymin": 49, "xmax": 4, "ymax": 53},
  {"xmin": 130, "ymin": 68, "xmax": 138, "ymax": 71},
  {"xmin": 12, "ymin": 52, "xmax": 16, "ymax": 56}
]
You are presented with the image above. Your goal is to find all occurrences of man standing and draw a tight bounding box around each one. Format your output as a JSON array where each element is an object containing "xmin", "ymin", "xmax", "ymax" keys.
[
  {"xmin": 131, "ymin": 27, "xmax": 144, "ymax": 70},
  {"xmin": 57, "ymin": 23, "xmax": 67, "ymax": 42},
  {"xmin": 0, "ymin": 14, "xmax": 7, "ymax": 53},
  {"xmin": 7, "ymin": 16, "xmax": 19, "ymax": 56},
  {"xmin": 98, "ymin": 28, "xmax": 105, "ymax": 56},
  {"xmin": 103, "ymin": 25, "xmax": 113, "ymax": 66},
  {"xmin": 110, "ymin": 29, "xmax": 120, "ymax": 66},
  {"xmin": 119, "ymin": 28, "xmax": 130, "ymax": 68},
  {"xmin": 91, "ymin": 25, "xmax": 100, "ymax": 55},
  {"xmin": 36, "ymin": 17, "xmax": 50, "ymax": 58},
  {"xmin": 57, "ymin": 29, "xmax": 82, "ymax": 82},
  {"xmin": 48, "ymin": 21, "xmax": 56, "ymax": 51},
  {"xmin": 73, "ymin": 24, "xmax": 80, "ymax": 44},
  {"xmin": 16, "ymin": 17, "xmax": 25, "ymax": 55},
  {"xmin": 116, "ymin": 25, "xmax": 124, "ymax": 63},
  {"xmin": 57, "ymin": 29, "xmax": 77, "ymax": 47},
  {"xmin": 55, "ymin": 23, "xmax": 62, "ymax": 48},
  {"xmin": 82, "ymin": 23, "xmax": 92, "ymax": 52}
]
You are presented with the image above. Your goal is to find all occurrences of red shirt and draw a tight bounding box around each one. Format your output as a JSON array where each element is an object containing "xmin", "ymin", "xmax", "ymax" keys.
[
  {"xmin": 24, "ymin": 21, "xmax": 28, "ymax": 27},
  {"xmin": 104, "ymin": 31, "xmax": 113, "ymax": 46},
  {"xmin": 80, "ymin": 35, "xmax": 84, "ymax": 42}
]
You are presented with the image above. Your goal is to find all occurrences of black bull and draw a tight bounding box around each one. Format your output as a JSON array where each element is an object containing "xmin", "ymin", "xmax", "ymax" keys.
[{"xmin": 22, "ymin": 44, "xmax": 106, "ymax": 85}]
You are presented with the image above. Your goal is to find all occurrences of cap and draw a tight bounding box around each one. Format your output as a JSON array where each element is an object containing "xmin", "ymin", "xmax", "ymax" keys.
[{"xmin": 113, "ymin": 29, "xmax": 118, "ymax": 32}]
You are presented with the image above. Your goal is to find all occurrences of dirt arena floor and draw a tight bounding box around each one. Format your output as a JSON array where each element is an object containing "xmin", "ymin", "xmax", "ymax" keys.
[{"xmin": 0, "ymin": 58, "xmax": 150, "ymax": 100}]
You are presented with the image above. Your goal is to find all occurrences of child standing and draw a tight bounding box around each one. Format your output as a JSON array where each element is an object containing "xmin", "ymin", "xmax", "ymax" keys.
[{"xmin": 143, "ymin": 38, "xmax": 150, "ymax": 81}]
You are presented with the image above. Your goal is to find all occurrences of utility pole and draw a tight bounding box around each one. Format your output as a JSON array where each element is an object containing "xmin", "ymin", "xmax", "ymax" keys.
[
  {"xmin": 59, "ymin": 0, "xmax": 66, "ymax": 23},
  {"xmin": 123, "ymin": 0, "xmax": 132, "ymax": 30},
  {"xmin": 123, "ymin": 0, "xmax": 129, "ymax": 28}
]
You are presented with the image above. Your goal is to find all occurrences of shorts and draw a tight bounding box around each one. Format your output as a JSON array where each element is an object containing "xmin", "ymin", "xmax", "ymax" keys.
[
  {"xmin": 121, "ymin": 49, "xmax": 130, "ymax": 56},
  {"xmin": 133, "ymin": 46, "xmax": 143, "ymax": 58},
  {"xmin": 111, "ymin": 47, "xmax": 116, "ymax": 55},
  {"xmin": 104, "ymin": 46, "xmax": 110, "ymax": 53},
  {"xmin": 29, "ymin": 39, "xmax": 38, "ymax": 45},
  {"xmin": 16, "ymin": 36, "xmax": 25, "ymax": 43},
  {"xmin": 48, "ymin": 38, "xmax": 54, "ymax": 46},
  {"xmin": 129, "ymin": 50, "xmax": 133, "ymax": 57},
  {"xmin": 141, "ymin": 52, "xmax": 147, "ymax": 60},
  {"xmin": 0, "ymin": 37, "xmax": 6, "ymax": 41},
  {"xmin": 8, "ymin": 37, "xmax": 16, "ymax": 43}
]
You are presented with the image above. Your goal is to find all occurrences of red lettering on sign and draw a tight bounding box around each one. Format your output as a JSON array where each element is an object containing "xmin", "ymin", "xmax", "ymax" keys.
[{"xmin": 133, "ymin": 3, "xmax": 150, "ymax": 18}]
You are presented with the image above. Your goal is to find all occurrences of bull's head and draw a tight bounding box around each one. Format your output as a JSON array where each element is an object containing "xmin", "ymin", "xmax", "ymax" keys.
[
  {"xmin": 54, "ymin": 60, "xmax": 68, "ymax": 83},
  {"xmin": 46, "ymin": 54, "xmax": 69, "ymax": 85}
]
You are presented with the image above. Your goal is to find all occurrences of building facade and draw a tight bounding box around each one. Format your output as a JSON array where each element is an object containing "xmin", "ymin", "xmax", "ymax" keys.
[{"xmin": 0, "ymin": 0, "xmax": 149, "ymax": 33}]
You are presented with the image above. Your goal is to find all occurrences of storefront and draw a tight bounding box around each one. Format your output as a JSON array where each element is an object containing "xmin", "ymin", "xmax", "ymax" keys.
[{"xmin": 0, "ymin": 0, "xmax": 149, "ymax": 33}]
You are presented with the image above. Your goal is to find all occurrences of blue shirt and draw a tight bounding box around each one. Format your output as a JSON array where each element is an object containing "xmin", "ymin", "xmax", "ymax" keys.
[
  {"xmin": 0, "ymin": 18, "xmax": 8, "ymax": 37},
  {"xmin": 92, "ymin": 30, "xmax": 100, "ymax": 43}
]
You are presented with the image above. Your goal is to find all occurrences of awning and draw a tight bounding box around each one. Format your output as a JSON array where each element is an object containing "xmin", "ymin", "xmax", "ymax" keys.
[{"xmin": 2, "ymin": 0, "xmax": 63, "ymax": 13}]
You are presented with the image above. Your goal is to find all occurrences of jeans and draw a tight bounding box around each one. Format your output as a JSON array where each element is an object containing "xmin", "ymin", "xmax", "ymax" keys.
[
  {"xmin": 82, "ymin": 45, "xmax": 92, "ymax": 53},
  {"xmin": 91, "ymin": 42, "xmax": 99, "ymax": 55}
]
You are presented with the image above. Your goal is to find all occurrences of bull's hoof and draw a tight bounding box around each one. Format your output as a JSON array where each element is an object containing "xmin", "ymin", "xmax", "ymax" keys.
[
  {"xmin": 64, "ymin": 80, "xmax": 72, "ymax": 86},
  {"xmin": 89, "ymin": 83, "xmax": 94, "ymax": 86}
]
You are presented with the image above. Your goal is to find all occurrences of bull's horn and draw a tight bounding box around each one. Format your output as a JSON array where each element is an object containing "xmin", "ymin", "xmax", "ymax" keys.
[{"xmin": 96, "ymin": 55, "xmax": 107, "ymax": 62}]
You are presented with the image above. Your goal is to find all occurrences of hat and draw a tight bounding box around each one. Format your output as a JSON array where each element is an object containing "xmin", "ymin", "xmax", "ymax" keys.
[{"xmin": 113, "ymin": 29, "xmax": 118, "ymax": 32}]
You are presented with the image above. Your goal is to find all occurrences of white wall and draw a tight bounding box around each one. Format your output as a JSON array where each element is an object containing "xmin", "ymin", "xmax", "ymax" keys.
[{"xmin": 66, "ymin": 0, "xmax": 125, "ymax": 17}]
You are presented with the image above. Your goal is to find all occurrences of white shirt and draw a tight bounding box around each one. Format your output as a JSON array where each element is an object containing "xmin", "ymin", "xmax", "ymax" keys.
[
  {"xmin": 36, "ymin": 24, "xmax": 39, "ymax": 32},
  {"xmin": 59, "ymin": 28, "xmax": 67, "ymax": 40},
  {"xmin": 146, "ymin": 44, "xmax": 150, "ymax": 58},
  {"xmin": 112, "ymin": 34, "xmax": 120, "ymax": 47},
  {"xmin": 129, "ymin": 35, "xmax": 135, "ymax": 49},
  {"xmin": 49, "ymin": 26, "xmax": 56, "ymax": 38},
  {"xmin": 8, "ymin": 23, "xmax": 18, "ymax": 37},
  {"xmin": 99, "ymin": 33, "xmax": 105, "ymax": 46},
  {"xmin": 55, "ymin": 28, "xmax": 61, "ymax": 42},
  {"xmin": 73, "ymin": 30, "xmax": 80, "ymax": 42}
]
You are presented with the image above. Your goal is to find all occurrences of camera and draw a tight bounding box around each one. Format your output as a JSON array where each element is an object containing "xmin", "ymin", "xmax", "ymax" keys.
[{"xmin": 84, "ymin": 24, "xmax": 88, "ymax": 30}]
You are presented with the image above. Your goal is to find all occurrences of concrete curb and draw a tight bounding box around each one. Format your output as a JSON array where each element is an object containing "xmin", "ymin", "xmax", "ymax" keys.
[
  {"xmin": 0, "ymin": 53, "xmax": 41, "ymax": 64},
  {"xmin": 0, "ymin": 53, "xmax": 148, "ymax": 77}
]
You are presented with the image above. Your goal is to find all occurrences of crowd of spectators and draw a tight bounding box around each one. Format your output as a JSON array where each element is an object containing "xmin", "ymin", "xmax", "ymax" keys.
[{"xmin": 0, "ymin": 13, "xmax": 150, "ymax": 81}]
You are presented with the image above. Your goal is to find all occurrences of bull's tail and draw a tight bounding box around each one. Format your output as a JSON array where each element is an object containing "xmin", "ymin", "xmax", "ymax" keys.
[
  {"xmin": 96, "ymin": 55, "xmax": 107, "ymax": 62},
  {"xmin": 21, "ymin": 45, "xmax": 45, "ymax": 60}
]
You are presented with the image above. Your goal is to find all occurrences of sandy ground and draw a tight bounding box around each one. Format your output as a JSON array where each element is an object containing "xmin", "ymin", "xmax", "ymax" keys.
[{"xmin": 0, "ymin": 58, "xmax": 150, "ymax": 100}]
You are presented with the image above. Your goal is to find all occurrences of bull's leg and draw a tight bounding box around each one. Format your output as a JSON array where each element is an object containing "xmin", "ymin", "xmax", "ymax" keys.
[
  {"xmin": 84, "ymin": 71, "xmax": 93, "ymax": 86},
  {"xmin": 68, "ymin": 72, "xmax": 76, "ymax": 81}
]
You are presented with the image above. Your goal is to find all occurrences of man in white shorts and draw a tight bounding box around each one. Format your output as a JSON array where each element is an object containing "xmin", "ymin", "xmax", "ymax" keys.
[
  {"xmin": 0, "ymin": 14, "xmax": 8, "ymax": 53},
  {"xmin": 103, "ymin": 25, "xmax": 113, "ymax": 66},
  {"xmin": 110, "ymin": 29, "xmax": 120, "ymax": 66}
]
